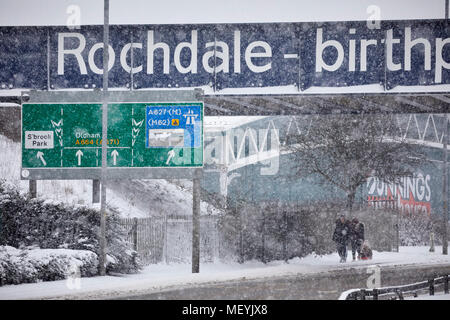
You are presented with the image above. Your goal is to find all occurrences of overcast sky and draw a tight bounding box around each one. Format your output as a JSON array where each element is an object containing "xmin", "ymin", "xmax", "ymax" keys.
[{"xmin": 0, "ymin": 0, "xmax": 447, "ymax": 26}]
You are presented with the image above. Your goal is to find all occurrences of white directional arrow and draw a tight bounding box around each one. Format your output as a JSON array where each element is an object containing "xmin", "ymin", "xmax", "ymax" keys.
[
  {"xmin": 111, "ymin": 149, "xmax": 119, "ymax": 165},
  {"xmin": 75, "ymin": 150, "xmax": 83, "ymax": 166},
  {"xmin": 36, "ymin": 151, "xmax": 46, "ymax": 166},
  {"xmin": 166, "ymin": 149, "xmax": 175, "ymax": 165}
]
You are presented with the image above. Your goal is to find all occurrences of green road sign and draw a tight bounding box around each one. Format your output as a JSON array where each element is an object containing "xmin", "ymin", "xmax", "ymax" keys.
[{"xmin": 22, "ymin": 102, "xmax": 204, "ymax": 169}]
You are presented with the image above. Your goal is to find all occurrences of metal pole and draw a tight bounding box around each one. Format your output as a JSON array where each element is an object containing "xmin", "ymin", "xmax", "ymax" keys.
[
  {"xmin": 92, "ymin": 179, "xmax": 100, "ymax": 203},
  {"xmin": 192, "ymin": 173, "xmax": 201, "ymax": 273},
  {"xmin": 443, "ymin": 113, "xmax": 448, "ymax": 255},
  {"xmin": 446, "ymin": 0, "xmax": 449, "ymax": 19},
  {"xmin": 29, "ymin": 180, "xmax": 37, "ymax": 198},
  {"xmin": 444, "ymin": 3, "xmax": 449, "ymax": 255},
  {"xmin": 396, "ymin": 196, "xmax": 400, "ymax": 252},
  {"xmin": 98, "ymin": 0, "xmax": 109, "ymax": 276}
]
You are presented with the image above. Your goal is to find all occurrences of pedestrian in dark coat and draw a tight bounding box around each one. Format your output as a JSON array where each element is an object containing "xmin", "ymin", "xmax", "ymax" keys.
[
  {"xmin": 332, "ymin": 215, "xmax": 349, "ymax": 263},
  {"xmin": 349, "ymin": 217, "xmax": 365, "ymax": 261}
]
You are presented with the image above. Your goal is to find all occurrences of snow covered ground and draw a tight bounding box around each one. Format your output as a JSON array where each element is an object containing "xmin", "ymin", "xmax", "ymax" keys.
[
  {"xmin": 0, "ymin": 133, "xmax": 222, "ymax": 217},
  {"xmin": 0, "ymin": 246, "xmax": 449, "ymax": 300}
]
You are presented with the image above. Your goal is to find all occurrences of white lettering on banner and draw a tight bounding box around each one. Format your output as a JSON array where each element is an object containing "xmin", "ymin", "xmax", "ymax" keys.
[
  {"xmin": 245, "ymin": 41, "xmax": 272, "ymax": 73},
  {"xmin": 88, "ymin": 43, "xmax": 115, "ymax": 74},
  {"xmin": 55, "ymin": 27, "xmax": 450, "ymax": 83},
  {"xmin": 435, "ymin": 37, "xmax": 450, "ymax": 83},
  {"xmin": 360, "ymin": 39, "xmax": 378, "ymax": 72},
  {"xmin": 234, "ymin": 30, "xmax": 241, "ymax": 73},
  {"xmin": 315, "ymin": 28, "xmax": 345, "ymax": 72},
  {"xmin": 386, "ymin": 29, "xmax": 402, "ymax": 71},
  {"xmin": 404, "ymin": 27, "xmax": 431, "ymax": 72},
  {"xmin": 202, "ymin": 41, "xmax": 229, "ymax": 73},
  {"xmin": 58, "ymin": 33, "xmax": 87, "ymax": 75},
  {"xmin": 147, "ymin": 30, "xmax": 170, "ymax": 74},
  {"xmin": 57, "ymin": 30, "xmax": 273, "ymax": 77},
  {"xmin": 121, "ymin": 43, "xmax": 143, "ymax": 74},
  {"xmin": 174, "ymin": 30, "xmax": 198, "ymax": 74},
  {"xmin": 349, "ymin": 29, "xmax": 356, "ymax": 72}
]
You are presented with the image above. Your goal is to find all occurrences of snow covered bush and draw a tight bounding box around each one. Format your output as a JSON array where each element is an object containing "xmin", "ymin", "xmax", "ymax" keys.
[
  {"xmin": 0, "ymin": 180, "xmax": 140, "ymax": 276},
  {"xmin": 0, "ymin": 246, "xmax": 97, "ymax": 286}
]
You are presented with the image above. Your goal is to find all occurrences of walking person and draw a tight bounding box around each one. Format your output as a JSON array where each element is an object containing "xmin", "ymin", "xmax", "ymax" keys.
[
  {"xmin": 349, "ymin": 217, "xmax": 365, "ymax": 261},
  {"xmin": 332, "ymin": 215, "xmax": 350, "ymax": 263}
]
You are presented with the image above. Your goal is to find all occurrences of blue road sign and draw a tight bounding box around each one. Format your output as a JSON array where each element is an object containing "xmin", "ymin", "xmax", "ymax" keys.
[{"xmin": 145, "ymin": 104, "xmax": 202, "ymax": 149}]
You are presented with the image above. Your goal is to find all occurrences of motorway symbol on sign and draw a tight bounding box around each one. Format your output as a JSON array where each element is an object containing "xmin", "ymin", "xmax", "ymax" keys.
[{"xmin": 22, "ymin": 102, "xmax": 203, "ymax": 169}]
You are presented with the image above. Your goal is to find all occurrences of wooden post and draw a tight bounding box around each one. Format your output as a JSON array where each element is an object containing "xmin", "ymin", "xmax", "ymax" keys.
[
  {"xmin": 444, "ymin": 275, "xmax": 449, "ymax": 294},
  {"xmin": 261, "ymin": 208, "xmax": 266, "ymax": 264},
  {"xmin": 283, "ymin": 209, "xmax": 288, "ymax": 262},
  {"xmin": 429, "ymin": 279, "xmax": 435, "ymax": 296},
  {"xmin": 29, "ymin": 180, "xmax": 37, "ymax": 198},
  {"xmin": 395, "ymin": 203, "xmax": 400, "ymax": 252},
  {"xmin": 372, "ymin": 289, "xmax": 378, "ymax": 300},
  {"xmin": 239, "ymin": 207, "xmax": 244, "ymax": 264},
  {"xmin": 132, "ymin": 217, "xmax": 138, "ymax": 252},
  {"xmin": 359, "ymin": 289, "xmax": 366, "ymax": 300},
  {"xmin": 192, "ymin": 176, "xmax": 201, "ymax": 273},
  {"xmin": 92, "ymin": 179, "xmax": 100, "ymax": 203},
  {"xmin": 430, "ymin": 232, "xmax": 435, "ymax": 252}
]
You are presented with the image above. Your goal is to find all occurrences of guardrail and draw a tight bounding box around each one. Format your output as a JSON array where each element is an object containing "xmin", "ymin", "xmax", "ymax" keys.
[{"xmin": 340, "ymin": 274, "xmax": 449, "ymax": 300}]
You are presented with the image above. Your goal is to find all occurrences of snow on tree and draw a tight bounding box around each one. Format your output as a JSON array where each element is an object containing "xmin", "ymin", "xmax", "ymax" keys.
[{"xmin": 288, "ymin": 110, "xmax": 426, "ymax": 214}]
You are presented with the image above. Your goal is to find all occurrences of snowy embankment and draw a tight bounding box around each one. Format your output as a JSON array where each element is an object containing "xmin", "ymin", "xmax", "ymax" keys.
[
  {"xmin": 1, "ymin": 246, "xmax": 449, "ymax": 300},
  {"xmin": 0, "ymin": 134, "xmax": 221, "ymax": 217}
]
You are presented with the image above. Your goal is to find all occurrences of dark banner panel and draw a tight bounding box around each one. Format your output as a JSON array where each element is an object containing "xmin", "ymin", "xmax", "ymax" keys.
[
  {"xmin": 0, "ymin": 20, "xmax": 449, "ymax": 93},
  {"xmin": 0, "ymin": 26, "xmax": 48, "ymax": 90}
]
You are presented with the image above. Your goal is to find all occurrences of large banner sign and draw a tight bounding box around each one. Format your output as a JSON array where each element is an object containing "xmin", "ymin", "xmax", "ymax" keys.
[
  {"xmin": 365, "ymin": 162, "xmax": 446, "ymax": 215},
  {"xmin": 1, "ymin": 20, "xmax": 449, "ymax": 93},
  {"xmin": 367, "ymin": 174, "xmax": 432, "ymax": 215}
]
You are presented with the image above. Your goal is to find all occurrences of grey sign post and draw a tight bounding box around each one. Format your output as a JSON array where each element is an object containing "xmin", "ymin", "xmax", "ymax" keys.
[
  {"xmin": 99, "ymin": 0, "xmax": 109, "ymax": 276},
  {"xmin": 443, "ymin": 113, "xmax": 448, "ymax": 255},
  {"xmin": 444, "ymin": 2, "xmax": 449, "ymax": 255}
]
